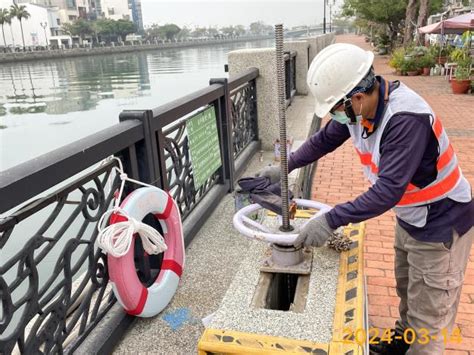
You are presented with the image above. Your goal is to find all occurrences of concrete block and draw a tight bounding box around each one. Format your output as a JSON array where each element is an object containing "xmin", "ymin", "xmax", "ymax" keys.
[{"xmin": 229, "ymin": 48, "xmax": 279, "ymax": 150}]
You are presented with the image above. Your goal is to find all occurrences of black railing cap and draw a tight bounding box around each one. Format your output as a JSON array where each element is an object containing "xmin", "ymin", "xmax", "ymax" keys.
[
  {"xmin": 150, "ymin": 68, "xmax": 258, "ymax": 129},
  {"xmin": 0, "ymin": 120, "xmax": 143, "ymax": 214}
]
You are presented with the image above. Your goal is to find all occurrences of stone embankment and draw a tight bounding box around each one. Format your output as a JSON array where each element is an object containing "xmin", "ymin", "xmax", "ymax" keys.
[{"xmin": 0, "ymin": 35, "xmax": 273, "ymax": 64}]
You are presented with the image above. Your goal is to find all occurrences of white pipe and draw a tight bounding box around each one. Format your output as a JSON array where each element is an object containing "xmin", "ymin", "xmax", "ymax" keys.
[{"xmin": 233, "ymin": 199, "xmax": 332, "ymax": 245}]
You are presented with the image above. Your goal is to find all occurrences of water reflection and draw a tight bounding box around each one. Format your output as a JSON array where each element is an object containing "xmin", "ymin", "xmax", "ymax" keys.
[
  {"xmin": 1, "ymin": 53, "xmax": 152, "ymax": 116},
  {"xmin": 0, "ymin": 39, "xmax": 274, "ymax": 170}
]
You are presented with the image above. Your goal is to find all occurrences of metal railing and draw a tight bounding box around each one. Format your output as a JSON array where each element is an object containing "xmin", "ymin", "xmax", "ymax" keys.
[
  {"xmin": 0, "ymin": 67, "xmax": 259, "ymax": 354},
  {"xmin": 284, "ymin": 51, "xmax": 297, "ymax": 107}
]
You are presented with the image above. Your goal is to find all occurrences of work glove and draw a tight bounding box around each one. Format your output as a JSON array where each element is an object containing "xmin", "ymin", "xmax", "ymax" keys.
[
  {"xmin": 294, "ymin": 213, "xmax": 334, "ymax": 247},
  {"xmin": 255, "ymin": 165, "xmax": 281, "ymax": 184}
]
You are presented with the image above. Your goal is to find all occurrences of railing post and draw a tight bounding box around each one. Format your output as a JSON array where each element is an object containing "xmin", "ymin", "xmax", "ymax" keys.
[
  {"xmin": 119, "ymin": 109, "xmax": 160, "ymax": 186},
  {"xmin": 284, "ymin": 52, "xmax": 291, "ymax": 102},
  {"xmin": 250, "ymin": 77, "xmax": 259, "ymax": 142},
  {"xmin": 209, "ymin": 78, "xmax": 234, "ymax": 192},
  {"xmin": 155, "ymin": 126, "xmax": 169, "ymax": 191},
  {"xmin": 291, "ymin": 53, "xmax": 297, "ymax": 94}
]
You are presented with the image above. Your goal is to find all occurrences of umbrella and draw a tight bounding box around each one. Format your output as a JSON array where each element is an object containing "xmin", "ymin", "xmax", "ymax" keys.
[{"xmin": 419, "ymin": 12, "xmax": 474, "ymax": 34}]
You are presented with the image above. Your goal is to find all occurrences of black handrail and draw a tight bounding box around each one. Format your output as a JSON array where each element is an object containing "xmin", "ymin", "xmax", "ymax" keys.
[{"xmin": 0, "ymin": 120, "xmax": 143, "ymax": 214}]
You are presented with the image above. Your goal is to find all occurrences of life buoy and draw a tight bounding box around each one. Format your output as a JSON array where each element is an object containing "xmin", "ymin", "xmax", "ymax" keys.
[{"xmin": 107, "ymin": 186, "xmax": 185, "ymax": 317}]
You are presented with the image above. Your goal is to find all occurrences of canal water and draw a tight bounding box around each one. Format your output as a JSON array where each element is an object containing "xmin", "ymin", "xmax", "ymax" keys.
[{"xmin": 0, "ymin": 39, "xmax": 274, "ymax": 171}]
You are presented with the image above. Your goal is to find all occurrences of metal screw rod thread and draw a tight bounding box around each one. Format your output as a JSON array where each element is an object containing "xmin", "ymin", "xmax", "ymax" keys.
[{"xmin": 275, "ymin": 24, "xmax": 291, "ymax": 231}]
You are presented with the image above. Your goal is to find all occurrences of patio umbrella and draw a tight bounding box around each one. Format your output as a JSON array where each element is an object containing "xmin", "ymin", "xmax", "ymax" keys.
[{"xmin": 419, "ymin": 12, "xmax": 474, "ymax": 34}]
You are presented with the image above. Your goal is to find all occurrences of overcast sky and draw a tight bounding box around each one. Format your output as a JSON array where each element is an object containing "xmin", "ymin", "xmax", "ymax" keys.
[{"xmin": 141, "ymin": 0, "xmax": 342, "ymax": 29}]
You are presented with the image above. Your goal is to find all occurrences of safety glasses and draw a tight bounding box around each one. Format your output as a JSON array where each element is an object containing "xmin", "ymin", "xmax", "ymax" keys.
[{"xmin": 330, "ymin": 97, "xmax": 358, "ymax": 125}]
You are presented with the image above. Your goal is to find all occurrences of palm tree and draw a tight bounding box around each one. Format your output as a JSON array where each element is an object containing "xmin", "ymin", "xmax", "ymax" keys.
[
  {"xmin": 10, "ymin": 4, "xmax": 30, "ymax": 50},
  {"xmin": 0, "ymin": 8, "xmax": 10, "ymax": 48}
]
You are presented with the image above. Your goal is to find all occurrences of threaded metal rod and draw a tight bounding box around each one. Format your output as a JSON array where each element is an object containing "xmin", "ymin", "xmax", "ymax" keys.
[{"xmin": 275, "ymin": 24, "xmax": 291, "ymax": 231}]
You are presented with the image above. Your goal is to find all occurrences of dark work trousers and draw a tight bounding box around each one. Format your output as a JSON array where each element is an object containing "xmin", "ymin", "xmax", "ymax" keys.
[{"xmin": 394, "ymin": 224, "xmax": 473, "ymax": 354}]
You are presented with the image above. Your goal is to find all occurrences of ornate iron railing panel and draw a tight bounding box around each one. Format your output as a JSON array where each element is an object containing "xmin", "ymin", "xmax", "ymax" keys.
[
  {"xmin": 230, "ymin": 79, "xmax": 258, "ymax": 159},
  {"xmin": 162, "ymin": 113, "xmax": 221, "ymax": 219},
  {"xmin": 0, "ymin": 161, "xmax": 120, "ymax": 354},
  {"xmin": 0, "ymin": 67, "xmax": 260, "ymax": 354}
]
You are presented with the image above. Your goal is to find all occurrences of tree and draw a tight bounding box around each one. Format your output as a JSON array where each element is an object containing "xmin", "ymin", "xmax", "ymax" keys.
[
  {"xmin": 250, "ymin": 21, "xmax": 264, "ymax": 35},
  {"xmin": 157, "ymin": 24, "xmax": 180, "ymax": 40},
  {"xmin": 144, "ymin": 23, "xmax": 161, "ymax": 40},
  {"xmin": 95, "ymin": 19, "xmax": 116, "ymax": 43},
  {"xmin": 74, "ymin": 19, "xmax": 94, "ymax": 40},
  {"xmin": 10, "ymin": 4, "xmax": 30, "ymax": 49},
  {"xmin": 0, "ymin": 8, "xmax": 10, "ymax": 47},
  {"xmin": 62, "ymin": 19, "xmax": 93, "ymax": 42},
  {"xmin": 207, "ymin": 26, "xmax": 219, "ymax": 38},
  {"xmin": 415, "ymin": 0, "xmax": 431, "ymax": 43},
  {"xmin": 403, "ymin": 0, "xmax": 446, "ymax": 45},
  {"xmin": 177, "ymin": 26, "xmax": 190, "ymax": 40},
  {"xmin": 115, "ymin": 19, "xmax": 135, "ymax": 41},
  {"xmin": 192, "ymin": 26, "xmax": 208, "ymax": 38},
  {"xmin": 234, "ymin": 25, "xmax": 246, "ymax": 37},
  {"xmin": 221, "ymin": 26, "xmax": 235, "ymax": 37},
  {"xmin": 342, "ymin": 0, "xmax": 407, "ymax": 42},
  {"xmin": 403, "ymin": 0, "xmax": 418, "ymax": 46}
]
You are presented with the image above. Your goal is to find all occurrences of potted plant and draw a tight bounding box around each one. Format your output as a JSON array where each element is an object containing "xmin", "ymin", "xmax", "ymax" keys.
[
  {"xmin": 450, "ymin": 47, "xmax": 468, "ymax": 63},
  {"xmin": 430, "ymin": 44, "xmax": 453, "ymax": 65},
  {"xmin": 411, "ymin": 46, "xmax": 429, "ymax": 57},
  {"xmin": 402, "ymin": 58, "xmax": 419, "ymax": 76},
  {"xmin": 451, "ymin": 57, "xmax": 472, "ymax": 94},
  {"xmin": 376, "ymin": 33, "xmax": 391, "ymax": 55},
  {"xmin": 419, "ymin": 53, "xmax": 435, "ymax": 75},
  {"xmin": 389, "ymin": 47, "xmax": 405, "ymax": 75}
]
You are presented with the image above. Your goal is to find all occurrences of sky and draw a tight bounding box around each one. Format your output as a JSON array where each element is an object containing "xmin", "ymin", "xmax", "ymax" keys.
[{"xmin": 140, "ymin": 0, "xmax": 342, "ymax": 29}]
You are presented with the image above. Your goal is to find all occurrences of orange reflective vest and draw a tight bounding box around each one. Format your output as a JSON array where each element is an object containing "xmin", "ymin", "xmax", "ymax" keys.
[{"xmin": 348, "ymin": 82, "xmax": 471, "ymax": 227}]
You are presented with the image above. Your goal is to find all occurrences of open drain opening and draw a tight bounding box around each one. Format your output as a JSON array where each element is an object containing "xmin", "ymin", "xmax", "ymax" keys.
[
  {"xmin": 266, "ymin": 273, "xmax": 298, "ymax": 311},
  {"xmin": 252, "ymin": 272, "xmax": 310, "ymax": 312}
]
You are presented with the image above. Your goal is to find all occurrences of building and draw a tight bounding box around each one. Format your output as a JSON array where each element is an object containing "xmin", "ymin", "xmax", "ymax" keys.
[
  {"xmin": 129, "ymin": 0, "xmax": 143, "ymax": 33},
  {"xmin": 100, "ymin": 0, "xmax": 130, "ymax": 21},
  {"xmin": 2, "ymin": 0, "xmax": 144, "ymax": 46},
  {"xmin": 0, "ymin": 0, "xmax": 61, "ymax": 47},
  {"xmin": 428, "ymin": 0, "xmax": 473, "ymax": 25}
]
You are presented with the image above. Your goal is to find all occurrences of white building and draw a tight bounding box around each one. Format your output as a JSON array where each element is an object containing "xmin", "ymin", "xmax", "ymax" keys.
[
  {"xmin": 101, "ymin": 0, "xmax": 131, "ymax": 21},
  {"xmin": 0, "ymin": 0, "xmax": 61, "ymax": 47}
]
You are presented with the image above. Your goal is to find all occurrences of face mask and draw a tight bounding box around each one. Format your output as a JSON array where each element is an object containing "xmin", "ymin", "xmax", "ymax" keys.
[{"xmin": 330, "ymin": 111, "xmax": 350, "ymax": 124}]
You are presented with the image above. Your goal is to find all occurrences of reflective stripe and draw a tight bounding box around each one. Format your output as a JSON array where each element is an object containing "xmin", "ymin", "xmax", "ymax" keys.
[
  {"xmin": 355, "ymin": 148, "xmax": 378, "ymax": 173},
  {"xmin": 357, "ymin": 143, "xmax": 454, "ymax": 176},
  {"xmin": 397, "ymin": 167, "xmax": 461, "ymax": 206},
  {"xmin": 433, "ymin": 116, "xmax": 443, "ymax": 139},
  {"xmin": 437, "ymin": 144, "xmax": 454, "ymax": 171}
]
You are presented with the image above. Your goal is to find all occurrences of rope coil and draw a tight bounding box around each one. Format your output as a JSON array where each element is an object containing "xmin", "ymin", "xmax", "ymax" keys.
[{"xmin": 96, "ymin": 156, "xmax": 168, "ymax": 257}]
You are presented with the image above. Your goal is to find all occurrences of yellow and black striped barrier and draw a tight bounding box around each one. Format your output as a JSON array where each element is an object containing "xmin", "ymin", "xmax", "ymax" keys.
[{"xmin": 198, "ymin": 223, "xmax": 367, "ymax": 355}]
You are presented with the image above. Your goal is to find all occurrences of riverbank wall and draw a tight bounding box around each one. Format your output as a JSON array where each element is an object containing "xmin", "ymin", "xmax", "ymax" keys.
[{"xmin": 0, "ymin": 35, "xmax": 274, "ymax": 64}]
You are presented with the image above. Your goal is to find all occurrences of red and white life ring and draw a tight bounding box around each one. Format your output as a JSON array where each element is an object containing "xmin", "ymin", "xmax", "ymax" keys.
[{"xmin": 107, "ymin": 186, "xmax": 185, "ymax": 317}]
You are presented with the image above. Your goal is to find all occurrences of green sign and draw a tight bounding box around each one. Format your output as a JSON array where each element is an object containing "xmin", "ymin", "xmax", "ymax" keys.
[{"xmin": 186, "ymin": 106, "xmax": 222, "ymax": 190}]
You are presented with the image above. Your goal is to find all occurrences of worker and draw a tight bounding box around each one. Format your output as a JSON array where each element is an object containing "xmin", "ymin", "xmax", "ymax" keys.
[{"xmin": 258, "ymin": 43, "xmax": 473, "ymax": 354}]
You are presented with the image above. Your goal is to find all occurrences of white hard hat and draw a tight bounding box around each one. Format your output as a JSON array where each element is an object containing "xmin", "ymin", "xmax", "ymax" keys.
[{"xmin": 307, "ymin": 43, "xmax": 374, "ymax": 118}]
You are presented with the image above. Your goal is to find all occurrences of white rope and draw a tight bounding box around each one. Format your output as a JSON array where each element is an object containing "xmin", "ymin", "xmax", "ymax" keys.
[{"xmin": 96, "ymin": 156, "xmax": 168, "ymax": 257}]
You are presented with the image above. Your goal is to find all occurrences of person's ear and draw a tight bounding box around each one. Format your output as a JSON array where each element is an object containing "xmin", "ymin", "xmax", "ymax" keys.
[{"xmin": 351, "ymin": 93, "xmax": 363, "ymax": 104}]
